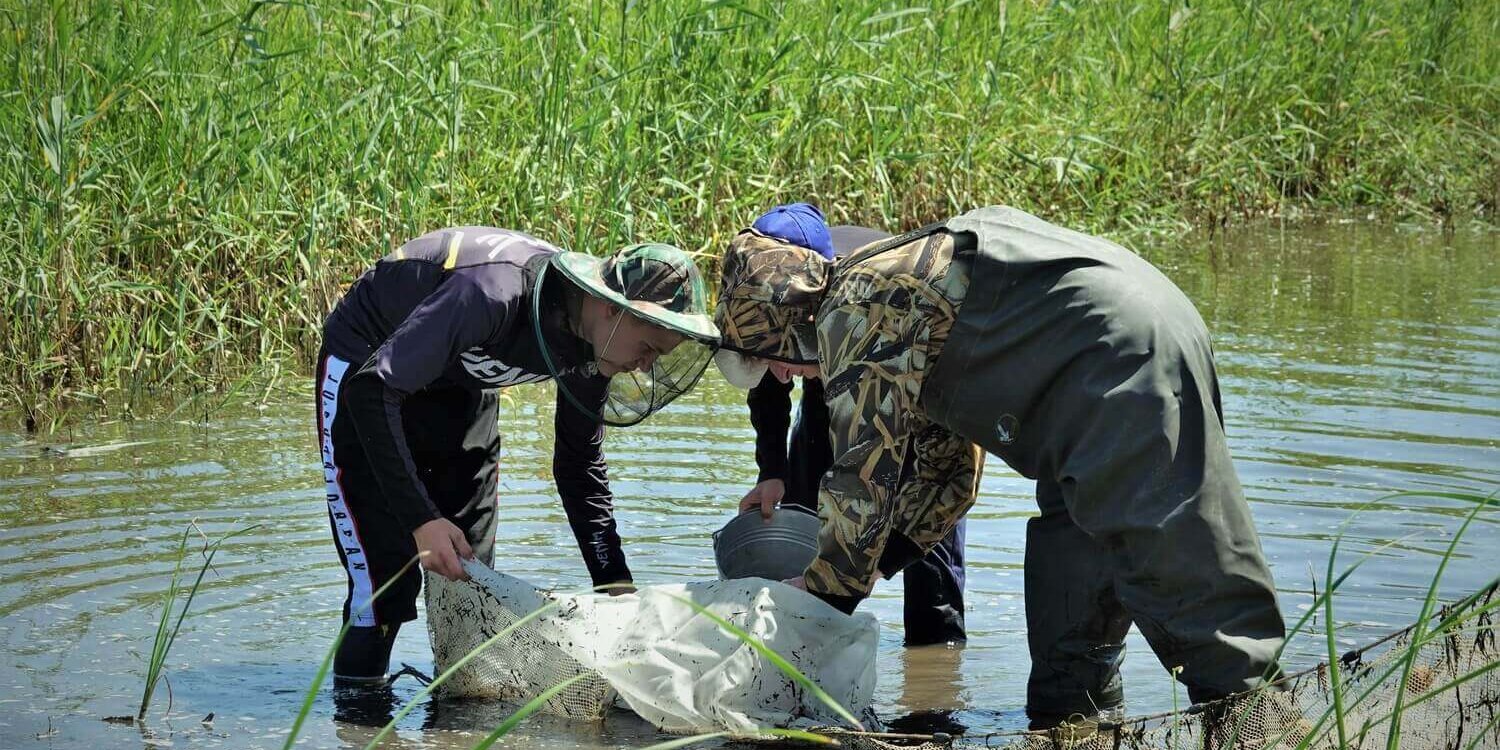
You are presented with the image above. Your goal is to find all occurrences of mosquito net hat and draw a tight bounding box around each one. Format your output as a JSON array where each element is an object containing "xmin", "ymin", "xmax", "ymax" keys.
[{"xmin": 536, "ymin": 243, "xmax": 718, "ymax": 426}]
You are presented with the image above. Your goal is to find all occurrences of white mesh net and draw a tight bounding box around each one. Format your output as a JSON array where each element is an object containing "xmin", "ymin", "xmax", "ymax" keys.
[
  {"xmin": 423, "ymin": 561, "xmax": 626, "ymax": 720},
  {"xmin": 424, "ymin": 560, "xmax": 879, "ymax": 733}
]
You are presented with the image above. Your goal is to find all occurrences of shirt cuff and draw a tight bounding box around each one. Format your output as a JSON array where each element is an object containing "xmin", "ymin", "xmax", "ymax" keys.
[
  {"xmin": 809, "ymin": 589, "xmax": 863, "ymax": 615},
  {"xmin": 396, "ymin": 505, "xmax": 444, "ymax": 535},
  {"xmin": 876, "ymin": 531, "xmax": 924, "ymax": 579}
]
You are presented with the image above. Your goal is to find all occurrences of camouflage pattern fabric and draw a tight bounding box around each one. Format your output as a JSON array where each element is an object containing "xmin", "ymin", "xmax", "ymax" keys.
[
  {"xmin": 715, "ymin": 229, "xmax": 830, "ymax": 362},
  {"xmin": 600, "ymin": 243, "xmax": 707, "ymax": 323},
  {"xmin": 802, "ymin": 230, "xmax": 985, "ymax": 600}
]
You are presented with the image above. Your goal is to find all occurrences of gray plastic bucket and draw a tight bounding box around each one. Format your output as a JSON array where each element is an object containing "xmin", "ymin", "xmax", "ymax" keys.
[{"xmin": 712, "ymin": 506, "xmax": 821, "ymax": 581}]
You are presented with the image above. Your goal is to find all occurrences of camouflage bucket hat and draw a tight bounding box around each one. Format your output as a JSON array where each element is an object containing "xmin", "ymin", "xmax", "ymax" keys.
[
  {"xmin": 551, "ymin": 243, "xmax": 718, "ymax": 344},
  {"xmin": 714, "ymin": 229, "xmax": 830, "ymax": 364}
]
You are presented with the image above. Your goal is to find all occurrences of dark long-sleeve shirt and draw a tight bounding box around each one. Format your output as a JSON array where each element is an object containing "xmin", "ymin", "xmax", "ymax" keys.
[
  {"xmin": 323, "ymin": 227, "xmax": 631, "ymax": 586},
  {"xmin": 745, "ymin": 225, "xmax": 892, "ymax": 487}
]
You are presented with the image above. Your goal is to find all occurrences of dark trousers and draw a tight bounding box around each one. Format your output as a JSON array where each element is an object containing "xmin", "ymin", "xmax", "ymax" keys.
[
  {"xmin": 785, "ymin": 378, "xmax": 967, "ymax": 645},
  {"xmin": 317, "ymin": 352, "xmax": 499, "ymax": 628}
]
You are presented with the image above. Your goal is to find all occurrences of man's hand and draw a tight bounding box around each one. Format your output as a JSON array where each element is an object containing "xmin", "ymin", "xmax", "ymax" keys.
[
  {"xmin": 413, "ymin": 518, "xmax": 473, "ymax": 581},
  {"xmin": 739, "ymin": 478, "xmax": 786, "ymax": 520}
]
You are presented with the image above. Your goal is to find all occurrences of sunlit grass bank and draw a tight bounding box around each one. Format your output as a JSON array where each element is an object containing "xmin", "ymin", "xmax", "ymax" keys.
[{"xmin": 3, "ymin": 0, "xmax": 1496, "ymax": 421}]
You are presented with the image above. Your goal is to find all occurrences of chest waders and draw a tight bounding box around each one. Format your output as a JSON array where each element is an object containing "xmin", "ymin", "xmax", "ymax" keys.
[{"xmin": 914, "ymin": 207, "xmax": 1285, "ymax": 722}]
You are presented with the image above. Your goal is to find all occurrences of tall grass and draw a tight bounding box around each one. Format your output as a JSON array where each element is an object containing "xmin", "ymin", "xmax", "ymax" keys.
[{"xmin": 1, "ymin": 0, "xmax": 1496, "ymax": 422}]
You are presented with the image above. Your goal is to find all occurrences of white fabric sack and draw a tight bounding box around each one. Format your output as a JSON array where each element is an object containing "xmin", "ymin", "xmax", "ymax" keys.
[
  {"xmin": 427, "ymin": 561, "xmax": 878, "ymax": 733},
  {"xmin": 425, "ymin": 561, "xmax": 637, "ymax": 718},
  {"xmin": 598, "ymin": 577, "xmax": 879, "ymax": 733}
]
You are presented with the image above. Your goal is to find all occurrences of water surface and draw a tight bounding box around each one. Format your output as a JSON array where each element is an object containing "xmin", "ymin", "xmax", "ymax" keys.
[{"xmin": 1, "ymin": 223, "xmax": 1496, "ymax": 748}]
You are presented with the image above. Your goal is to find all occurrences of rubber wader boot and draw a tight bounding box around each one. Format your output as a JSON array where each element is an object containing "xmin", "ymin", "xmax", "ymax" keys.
[{"xmin": 333, "ymin": 623, "xmax": 400, "ymax": 687}]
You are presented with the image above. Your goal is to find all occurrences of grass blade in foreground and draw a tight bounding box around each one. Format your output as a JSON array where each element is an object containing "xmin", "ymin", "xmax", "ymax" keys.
[
  {"xmin": 138, "ymin": 523, "xmax": 262, "ymax": 721},
  {"xmin": 361, "ymin": 594, "xmax": 564, "ymax": 750},
  {"xmin": 282, "ymin": 554, "xmax": 422, "ymax": 750},
  {"xmin": 1384, "ymin": 491, "xmax": 1495, "ymax": 750},
  {"xmin": 137, "ymin": 529, "xmax": 189, "ymax": 721},
  {"xmin": 468, "ymin": 674, "xmax": 588, "ymax": 750},
  {"xmin": 661, "ymin": 590, "xmax": 863, "ymax": 731},
  {"xmin": 765, "ymin": 728, "xmax": 841, "ymax": 745}
]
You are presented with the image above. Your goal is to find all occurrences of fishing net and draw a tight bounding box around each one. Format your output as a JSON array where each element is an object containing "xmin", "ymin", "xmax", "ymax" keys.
[
  {"xmin": 977, "ymin": 582, "xmax": 1500, "ymax": 750},
  {"xmin": 424, "ymin": 560, "xmax": 880, "ymax": 733},
  {"xmin": 423, "ymin": 561, "xmax": 626, "ymax": 720},
  {"xmin": 425, "ymin": 562, "xmax": 1497, "ymax": 747}
]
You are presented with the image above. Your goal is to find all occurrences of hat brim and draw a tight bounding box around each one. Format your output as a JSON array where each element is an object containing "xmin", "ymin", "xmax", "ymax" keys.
[
  {"xmin": 713, "ymin": 349, "xmax": 769, "ymax": 389},
  {"xmin": 549, "ymin": 252, "xmax": 720, "ymax": 343}
]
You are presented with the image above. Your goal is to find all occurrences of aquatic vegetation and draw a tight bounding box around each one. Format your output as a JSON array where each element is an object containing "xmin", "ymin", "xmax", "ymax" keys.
[
  {"xmin": 137, "ymin": 523, "xmax": 260, "ymax": 721},
  {"xmin": 1036, "ymin": 490, "xmax": 1500, "ymax": 750},
  {"xmin": 3, "ymin": 0, "xmax": 1497, "ymax": 422}
]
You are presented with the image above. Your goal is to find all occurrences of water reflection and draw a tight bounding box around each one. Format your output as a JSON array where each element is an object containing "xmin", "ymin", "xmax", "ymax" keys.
[
  {"xmin": 887, "ymin": 645, "xmax": 972, "ymax": 736},
  {"xmin": 0, "ymin": 225, "xmax": 1495, "ymax": 748}
]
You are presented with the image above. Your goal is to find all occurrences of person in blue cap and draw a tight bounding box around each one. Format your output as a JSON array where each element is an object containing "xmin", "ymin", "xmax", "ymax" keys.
[{"xmin": 733, "ymin": 202, "xmax": 969, "ymax": 646}]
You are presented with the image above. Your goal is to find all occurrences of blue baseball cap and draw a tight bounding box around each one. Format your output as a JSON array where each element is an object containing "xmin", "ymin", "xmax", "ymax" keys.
[{"xmin": 751, "ymin": 203, "xmax": 834, "ymax": 259}]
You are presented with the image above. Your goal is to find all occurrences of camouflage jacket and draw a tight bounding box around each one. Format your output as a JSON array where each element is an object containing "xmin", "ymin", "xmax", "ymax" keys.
[{"xmin": 803, "ymin": 228, "xmax": 986, "ymax": 602}]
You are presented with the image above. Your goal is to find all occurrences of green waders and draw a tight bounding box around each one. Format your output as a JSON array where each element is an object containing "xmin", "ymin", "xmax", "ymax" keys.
[{"xmin": 922, "ymin": 207, "xmax": 1285, "ymax": 722}]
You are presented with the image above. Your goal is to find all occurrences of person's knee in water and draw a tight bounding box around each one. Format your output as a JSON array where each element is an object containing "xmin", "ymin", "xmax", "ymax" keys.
[
  {"xmin": 318, "ymin": 231, "xmax": 719, "ymax": 686},
  {"xmin": 712, "ymin": 204, "xmax": 1286, "ymax": 724}
]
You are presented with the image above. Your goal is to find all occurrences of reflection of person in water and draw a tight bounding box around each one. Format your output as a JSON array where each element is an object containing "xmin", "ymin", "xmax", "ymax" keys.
[{"xmin": 888, "ymin": 644, "xmax": 969, "ymax": 737}]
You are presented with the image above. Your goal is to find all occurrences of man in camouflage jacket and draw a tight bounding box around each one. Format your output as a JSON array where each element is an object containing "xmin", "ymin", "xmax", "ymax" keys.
[{"xmin": 714, "ymin": 205, "xmax": 1286, "ymax": 726}]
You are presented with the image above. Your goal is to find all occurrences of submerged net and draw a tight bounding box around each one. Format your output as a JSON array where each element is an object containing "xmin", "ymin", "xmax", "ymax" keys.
[{"xmin": 980, "ymin": 582, "xmax": 1500, "ymax": 750}]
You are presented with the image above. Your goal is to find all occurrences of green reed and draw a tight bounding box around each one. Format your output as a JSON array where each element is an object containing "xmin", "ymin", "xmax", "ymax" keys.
[
  {"xmin": 138, "ymin": 523, "xmax": 260, "ymax": 721},
  {"xmin": 2, "ymin": 0, "xmax": 1496, "ymax": 422},
  {"xmin": 1214, "ymin": 490, "xmax": 1500, "ymax": 749}
]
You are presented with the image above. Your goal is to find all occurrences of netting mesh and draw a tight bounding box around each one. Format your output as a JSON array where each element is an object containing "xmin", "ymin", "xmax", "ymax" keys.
[
  {"xmin": 424, "ymin": 564, "xmax": 621, "ymax": 721},
  {"xmin": 979, "ymin": 584, "xmax": 1499, "ymax": 750}
]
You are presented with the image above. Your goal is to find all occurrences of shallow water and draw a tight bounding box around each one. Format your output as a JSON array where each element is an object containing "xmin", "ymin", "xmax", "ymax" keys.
[{"xmin": 1, "ymin": 223, "xmax": 1497, "ymax": 749}]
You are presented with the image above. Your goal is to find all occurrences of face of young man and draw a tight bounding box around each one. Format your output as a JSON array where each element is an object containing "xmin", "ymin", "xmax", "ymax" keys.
[
  {"xmin": 767, "ymin": 359, "xmax": 820, "ymax": 383},
  {"xmin": 589, "ymin": 305, "xmax": 686, "ymax": 377}
]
